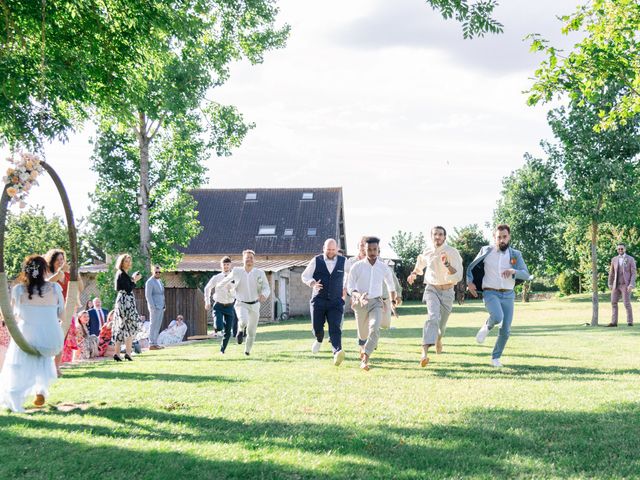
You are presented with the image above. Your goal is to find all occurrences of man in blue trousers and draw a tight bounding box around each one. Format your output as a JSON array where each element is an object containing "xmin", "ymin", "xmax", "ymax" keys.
[
  {"xmin": 466, "ymin": 224, "xmax": 531, "ymax": 368},
  {"xmin": 301, "ymin": 238, "xmax": 346, "ymax": 366}
]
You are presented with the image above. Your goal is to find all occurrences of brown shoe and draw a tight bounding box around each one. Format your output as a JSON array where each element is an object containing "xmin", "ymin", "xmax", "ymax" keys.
[
  {"xmin": 420, "ymin": 356, "xmax": 429, "ymax": 368},
  {"xmin": 360, "ymin": 361, "xmax": 370, "ymax": 371},
  {"xmin": 34, "ymin": 394, "xmax": 45, "ymax": 407},
  {"xmin": 149, "ymin": 345, "xmax": 164, "ymax": 350},
  {"xmin": 606, "ymin": 323, "xmax": 618, "ymax": 327}
]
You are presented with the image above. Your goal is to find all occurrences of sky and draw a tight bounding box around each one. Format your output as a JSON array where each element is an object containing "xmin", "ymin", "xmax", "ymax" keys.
[{"xmin": 2, "ymin": 0, "xmax": 582, "ymax": 256}]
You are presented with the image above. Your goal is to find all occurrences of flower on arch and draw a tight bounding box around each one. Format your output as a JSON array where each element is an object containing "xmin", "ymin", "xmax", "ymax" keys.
[{"xmin": 4, "ymin": 152, "xmax": 45, "ymax": 208}]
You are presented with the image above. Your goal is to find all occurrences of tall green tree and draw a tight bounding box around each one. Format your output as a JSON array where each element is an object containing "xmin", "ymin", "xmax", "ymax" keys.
[
  {"xmin": 93, "ymin": 0, "xmax": 288, "ymax": 272},
  {"xmin": 528, "ymin": 0, "xmax": 640, "ymax": 130},
  {"xmin": 544, "ymin": 85, "xmax": 640, "ymax": 325},
  {"xmin": 492, "ymin": 154, "xmax": 564, "ymax": 278},
  {"xmin": 0, "ymin": 1, "xmax": 185, "ymax": 147},
  {"xmin": 390, "ymin": 231, "xmax": 426, "ymax": 301}
]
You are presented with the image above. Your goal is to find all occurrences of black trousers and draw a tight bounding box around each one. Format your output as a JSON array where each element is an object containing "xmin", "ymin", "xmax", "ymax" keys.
[
  {"xmin": 214, "ymin": 302, "xmax": 237, "ymax": 352},
  {"xmin": 310, "ymin": 297, "xmax": 344, "ymax": 353}
]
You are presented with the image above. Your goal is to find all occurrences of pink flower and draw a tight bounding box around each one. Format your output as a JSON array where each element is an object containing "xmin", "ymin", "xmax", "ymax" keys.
[{"xmin": 30, "ymin": 171, "xmax": 38, "ymax": 180}]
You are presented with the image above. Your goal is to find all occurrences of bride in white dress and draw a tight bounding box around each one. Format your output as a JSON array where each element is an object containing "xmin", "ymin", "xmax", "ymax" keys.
[{"xmin": 0, "ymin": 255, "xmax": 64, "ymax": 412}]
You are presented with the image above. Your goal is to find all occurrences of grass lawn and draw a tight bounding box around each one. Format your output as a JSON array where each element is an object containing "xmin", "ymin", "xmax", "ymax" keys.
[{"xmin": 1, "ymin": 297, "xmax": 639, "ymax": 479}]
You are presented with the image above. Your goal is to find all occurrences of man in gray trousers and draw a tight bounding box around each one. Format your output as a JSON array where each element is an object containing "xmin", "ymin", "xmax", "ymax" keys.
[{"xmin": 145, "ymin": 265, "xmax": 166, "ymax": 350}]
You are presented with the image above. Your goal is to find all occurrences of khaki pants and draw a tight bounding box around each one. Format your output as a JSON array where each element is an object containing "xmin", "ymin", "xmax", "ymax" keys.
[
  {"xmin": 422, "ymin": 285, "xmax": 454, "ymax": 346},
  {"xmin": 234, "ymin": 302, "xmax": 260, "ymax": 354},
  {"xmin": 352, "ymin": 297, "xmax": 384, "ymax": 356}
]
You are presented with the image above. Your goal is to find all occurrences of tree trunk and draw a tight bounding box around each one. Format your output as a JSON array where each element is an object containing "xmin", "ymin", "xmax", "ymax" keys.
[
  {"xmin": 136, "ymin": 111, "xmax": 152, "ymax": 274},
  {"xmin": 590, "ymin": 219, "xmax": 599, "ymax": 326},
  {"xmin": 522, "ymin": 281, "xmax": 530, "ymax": 303}
]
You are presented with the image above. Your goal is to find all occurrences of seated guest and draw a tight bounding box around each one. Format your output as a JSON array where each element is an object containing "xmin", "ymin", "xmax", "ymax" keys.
[
  {"xmin": 98, "ymin": 311, "xmax": 114, "ymax": 357},
  {"xmin": 85, "ymin": 299, "xmax": 94, "ymax": 311},
  {"xmin": 75, "ymin": 310, "xmax": 99, "ymax": 360},
  {"xmin": 60, "ymin": 312, "xmax": 78, "ymax": 363},
  {"xmin": 88, "ymin": 297, "xmax": 109, "ymax": 336},
  {"xmin": 157, "ymin": 315, "xmax": 188, "ymax": 346}
]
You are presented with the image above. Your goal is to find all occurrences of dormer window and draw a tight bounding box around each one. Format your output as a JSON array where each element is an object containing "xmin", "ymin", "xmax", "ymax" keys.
[
  {"xmin": 284, "ymin": 228, "xmax": 294, "ymax": 236},
  {"xmin": 307, "ymin": 228, "xmax": 317, "ymax": 236},
  {"xmin": 258, "ymin": 225, "xmax": 276, "ymax": 235},
  {"xmin": 302, "ymin": 192, "xmax": 314, "ymax": 200},
  {"xmin": 245, "ymin": 192, "xmax": 257, "ymax": 200}
]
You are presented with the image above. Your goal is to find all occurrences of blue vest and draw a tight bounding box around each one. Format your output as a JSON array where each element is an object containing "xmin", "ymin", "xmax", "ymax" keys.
[{"xmin": 312, "ymin": 255, "xmax": 345, "ymax": 303}]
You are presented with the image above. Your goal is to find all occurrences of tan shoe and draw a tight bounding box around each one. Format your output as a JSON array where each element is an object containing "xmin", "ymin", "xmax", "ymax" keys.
[
  {"xmin": 420, "ymin": 356, "xmax": 429, "ymax": 368},
  {"xmin": 34, "ymin": 394, "xmax": 45, "ymax": 407},
  {"xmin": 149, "ymin": 345, "xmax": 164, "ymax": 350},
  {"xmin": 360, "ymin": 361, "xmax": 370, "ymax": 371},
  {"xmin": 436, "ymin": 339, "xmax": 443, "ymax": 355}
]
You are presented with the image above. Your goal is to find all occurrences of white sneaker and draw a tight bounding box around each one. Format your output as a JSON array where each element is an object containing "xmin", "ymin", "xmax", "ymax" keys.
[
  {"xmin": 333, "ymin": 349, "xmax": 345, "ymax": 366},
  {"xmin": 311, "ymin": 340, "xmax": 322, "ymax": 354},
  {"xmin": 476, "ymin": 324, "xmax": 490, "ymax": 344},
  {"xmin": 491, "ymin": 358, "xmax": 503, "ymax": 368}
]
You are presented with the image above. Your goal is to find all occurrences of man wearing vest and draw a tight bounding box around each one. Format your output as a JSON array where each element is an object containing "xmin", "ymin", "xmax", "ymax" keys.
[
  {"xmin": 467, "ymin": 224, "xmax": 531, "ymax": 368},
  {"xmin": 302, "ymin": 238, "xmax": 346, "ymax": 366}
]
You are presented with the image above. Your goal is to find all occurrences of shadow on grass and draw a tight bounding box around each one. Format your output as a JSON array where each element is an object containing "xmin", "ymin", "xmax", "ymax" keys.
[
  {"xmin": 1, "ymin": 403, "xmax": 639, "ymax": 479},
  {"xmin": 64, "ymin": 370, "xmax": 237, "ymax": 384}
]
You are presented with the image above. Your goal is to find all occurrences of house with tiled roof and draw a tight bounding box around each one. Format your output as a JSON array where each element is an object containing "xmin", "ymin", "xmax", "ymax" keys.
[
  {"xmin": 79, "ymin": 187, "xmax": 347, "ymax": 334},
  {"xmin": 181, "ymin": 187, "xmax": 347, "ymax": 320}
]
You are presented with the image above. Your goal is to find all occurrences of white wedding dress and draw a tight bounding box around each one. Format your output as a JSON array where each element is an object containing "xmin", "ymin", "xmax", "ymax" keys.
[{"xmin": 0, "ymin": 282, "xmax": 64, "ymax": 412}]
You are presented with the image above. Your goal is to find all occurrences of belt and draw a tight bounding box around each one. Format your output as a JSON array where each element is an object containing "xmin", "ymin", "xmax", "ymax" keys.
[
  {"xmin": 240, "ymin": 299, "xmax": 259, "ymax": 305},
  {"xmin": 215, "ymin": 301, "xmax": 234, "ymax": 307},
  {"xmin": 483, "ymin": 287, "xmax": 512, "ymax": 293},
  {"xmin": 428, "ymin": 283, "xmax": 453, "ymax": 291}
]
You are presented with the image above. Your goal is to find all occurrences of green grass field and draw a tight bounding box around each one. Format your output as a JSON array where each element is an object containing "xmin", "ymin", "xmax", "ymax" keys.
[{"xmin": 1, "ymin": 297, "xmax": 639, "ymax": 479}]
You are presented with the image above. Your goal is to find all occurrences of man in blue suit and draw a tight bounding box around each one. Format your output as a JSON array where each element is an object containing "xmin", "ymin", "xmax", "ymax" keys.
[
  {"xmin": 88, "ymin": 297, "xmax": 110, "ymax": 336},
  {"xmin": 466, "ymin": 224, "xmax": 531, "ymax": 368}
]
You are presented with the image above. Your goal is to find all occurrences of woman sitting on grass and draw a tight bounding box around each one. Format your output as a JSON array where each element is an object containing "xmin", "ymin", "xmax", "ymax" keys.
[
  {"xmin": 75, "ymin": 310, "xmax": 99, "ymax": 360},
  {"xmin": 0, "ymin": 255, "xmax": 65, "ymax": 412},
  {"xmin": 157, "ymin": 315, "xmax": 188, "ymax": 346},
  {"xmin": 97, "ymin": 311, "xmax": 114, "ymax": 357}
]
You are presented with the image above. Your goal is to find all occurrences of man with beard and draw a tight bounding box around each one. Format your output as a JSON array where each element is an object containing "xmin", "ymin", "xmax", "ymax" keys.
[
  {"xmin": 301, "ymin": 238, "xmax": 346, "ymax": 366},
  {"xmin": 408, "ymin": 226, "xmax": 463, "ymax": 367},
  {"xmin": 347, "ymin": 236, "xmax": 397, "ymax": 371},
  {"xmin": 466, "ymin": 224, "xmax": 531, "ymax": 368},
  {"xmin": 218, "ymin": 250, "xmax": 270, "ymax": 356}
]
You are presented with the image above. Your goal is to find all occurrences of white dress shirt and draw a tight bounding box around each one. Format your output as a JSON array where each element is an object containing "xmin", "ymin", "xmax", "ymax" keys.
[
  {"xmin": 218, "ymin": 267, "xmax": 270, "ymax": 302},
  {"xmin": 482, "ymin": 247, "xmax": 516, "ymax": 290},
  {"xmin": 347, "ymin": 258, "xmax": 396, "ymax": 298},
  {"xmin": 344, "ymin": 255, "xmax": 365, "ymax": 288},
  {"xmin": 412, "ymin": 243, "xmax": 463, "ymax": 285},
  {"xmin": 301, "ymin": 255, "xmax": 341, "ymax": 286},
  {"xmin": 619, "ymin": 255, "xmax": 625, "ymax": 267},
  {"xmin": 204, "ymin": 272, "xmax": 236, "ymax": 305}
]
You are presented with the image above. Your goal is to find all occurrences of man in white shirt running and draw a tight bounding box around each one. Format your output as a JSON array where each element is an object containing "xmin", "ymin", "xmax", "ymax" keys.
[
  {"xmin": 218, "ymin": 250, "xmax": 270, "ymax": 356},
  {"xmin": 204, "ymin": 256, "xmax": 237, "ymax": 354},
  {"xmin": 466, "ymin": 224, "xmax": 531, "ymax": 368},
  {"xmin": 347, "ymin": 236, "xmax": 397, "ymax": 371}
]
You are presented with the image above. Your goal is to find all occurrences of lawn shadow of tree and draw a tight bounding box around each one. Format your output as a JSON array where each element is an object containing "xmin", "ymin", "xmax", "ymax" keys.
[{"xmin": 1, "ymin": 402, "xmax": 639, "ymax": 479}]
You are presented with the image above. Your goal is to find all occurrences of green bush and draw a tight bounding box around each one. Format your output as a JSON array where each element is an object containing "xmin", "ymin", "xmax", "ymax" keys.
[{"xmin": 555, "ymin": 271, "xmax": 580, "ymax": 295}]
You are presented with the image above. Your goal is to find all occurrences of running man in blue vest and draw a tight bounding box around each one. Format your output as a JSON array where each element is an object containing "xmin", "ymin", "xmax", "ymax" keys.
[{"xmin": 301, "ymin": 238, "xmax": 347, "ymax": 366}]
